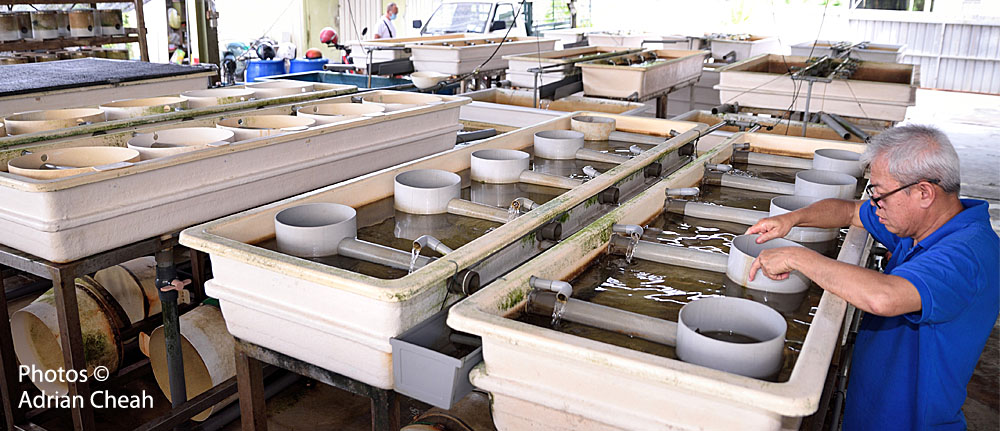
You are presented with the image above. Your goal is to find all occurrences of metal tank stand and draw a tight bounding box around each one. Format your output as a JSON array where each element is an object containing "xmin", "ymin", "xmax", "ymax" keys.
[
  {"xmin": 234, "ymin": 339, "xmax": 400, "ymax": 431},
  {"xmin": 0, "ymin": 232, "xmax": 210, "ymax": 431}
]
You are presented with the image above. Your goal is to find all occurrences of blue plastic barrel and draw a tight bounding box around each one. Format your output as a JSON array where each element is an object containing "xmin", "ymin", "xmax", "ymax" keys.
[
  {"xmin": 245, "ymin": 59, "xmax": 286, "ymax": 82},
  {"xmin": 289, "ymin": 58, "xmax": 329, "ymax": 74}
]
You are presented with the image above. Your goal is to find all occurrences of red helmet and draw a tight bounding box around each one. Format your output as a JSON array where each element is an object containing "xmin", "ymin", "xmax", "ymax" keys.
[
  {"xmin": 319, "ymin": 27, "xmax": 337, "ymax": 44},
  {"xmin": 305, "ymin": 48, "xmax": 323, "ymax": 59}
]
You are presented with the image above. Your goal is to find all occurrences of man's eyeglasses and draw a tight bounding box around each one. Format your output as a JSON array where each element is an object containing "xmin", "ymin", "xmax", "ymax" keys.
[{"xmin": 866, "ymin": 179, "xmax": 940, "ymax": 209}]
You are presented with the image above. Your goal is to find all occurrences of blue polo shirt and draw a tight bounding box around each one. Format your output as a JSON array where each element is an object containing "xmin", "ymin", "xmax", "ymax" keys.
[{"xmin": 844, "ymin": 199, "xmax": 998, "ymax": 430}]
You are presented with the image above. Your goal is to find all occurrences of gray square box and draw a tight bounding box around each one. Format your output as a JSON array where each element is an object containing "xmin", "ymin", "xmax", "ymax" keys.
[{"xmin": 390, "ymin": 308, "xmax": 483, "ymax": 409}]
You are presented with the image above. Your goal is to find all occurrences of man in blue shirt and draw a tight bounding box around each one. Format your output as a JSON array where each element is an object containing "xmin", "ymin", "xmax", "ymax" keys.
[{"xmin": 746, "ymin": 124, "xmax": 998, "ymax": 430}]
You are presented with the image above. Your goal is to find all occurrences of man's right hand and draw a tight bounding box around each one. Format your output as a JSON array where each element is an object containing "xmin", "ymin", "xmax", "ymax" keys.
[{"xmin": 745, "ymin": 214, "xmax": 796, "ymax": 243}]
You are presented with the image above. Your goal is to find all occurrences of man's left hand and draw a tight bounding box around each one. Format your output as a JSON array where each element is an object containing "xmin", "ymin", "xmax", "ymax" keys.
[{"xmin": 749, "ymin": 246, "xmax": 812, "ymax": 281}]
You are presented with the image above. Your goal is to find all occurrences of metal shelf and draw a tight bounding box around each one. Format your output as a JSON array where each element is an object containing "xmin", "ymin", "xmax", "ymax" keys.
[
  {"xmin": 0, "ymin": 34, "xmax": 139, "ymax": 51},
  {"xmin": 0, "ymin": 0, "xmax": 149, "ymax": 61}
]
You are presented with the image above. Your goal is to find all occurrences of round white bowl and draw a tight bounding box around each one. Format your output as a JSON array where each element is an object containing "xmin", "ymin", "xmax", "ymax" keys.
[
  {"xmin": 244, "ymin": 80, "xmax": 315, "ymax": 99},
  {"xmin": 470, "ymin": 149, "xmax": 530, "ymax": 184},
  {"xmin": 274, "ymin": 202, "xmax": 357, "ymax": 257},
  {"xmin": 676, "ymin": 296, "xmax": 787, "ymax": 379},
  {"xmin": 127, "ymin": 127, "xmax": 235, "ymax": 160},
  {"xmin": 813, "ymin": 148, "xmax": 863, "ymax": 177},
  {"xmin": 7, "ymin": 146, "xmax": 139, "ymax": 180},
  {"xmin": 360, "ymin": 92, "xmax": 442, "ymax": 112},
  {"xmin": 533, "ymin": 130, "xmax": 584, "ymax": 160},
  {"xmin": 726, "ymin": 234, "xmax": 811, "ymax": 294},
  {"xmin": 794, "ymin": 169, "xmax": 857, "ymax": 200},
  {"xmin": 4, "ymin": 108, "xmax": 106, "ymax": 136},
  {"xmin": 393, "ymin": 169, "xmax": 461, "ymax": 214},
  {"xmin": 100, "ymin": 97, "xmax": 188, "ymax": 120},
  {"xmin": 180, "ymin": 88, "xmax": 256, "ymax": 108},
  {"xmin": 295, "ymin": 103, "xmax": 385, "ymax": 125},
  {"xmin": 216, "ymin": 115, "xmax": 315, "ymax": 141},
  {"xmin": 570, "ymin": 115, "xmax": 616, "ymax": 141}
]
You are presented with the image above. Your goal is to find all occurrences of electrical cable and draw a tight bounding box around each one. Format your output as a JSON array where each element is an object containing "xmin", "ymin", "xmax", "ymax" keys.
[
  {"xmin": 779, "ymin": 0, "xmax": 832, "ymax": 134},
  {"xmin": 442, "ymin": 0, "xmax": 528, "ymax": 87}
]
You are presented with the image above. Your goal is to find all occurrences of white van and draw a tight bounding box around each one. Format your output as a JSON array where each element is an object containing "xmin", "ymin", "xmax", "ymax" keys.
[{"xmin": 414, "ymin": 1, "xmax": 528, "ymax": 37}]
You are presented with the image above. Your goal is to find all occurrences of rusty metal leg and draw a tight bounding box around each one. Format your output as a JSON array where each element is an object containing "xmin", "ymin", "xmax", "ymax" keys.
[
  {"xmin": 369, "ymin": 388, "xmax": 399, "ymax": 431},
  {"xmin": 188, "ymin": 249, "xmax": 206, "ymax": 304},
  {"xmin": 236, "ymin": 345, "xmax": 267, "ymax": 431},
  {"xmin": 656, "ymin": 95, "xmax": 668, "ymax": 119},
  {"xmin": 0, "ymin": 269, "xmax": 22, "ymax": 429},
  {"xmin": 51, "ymin": 269, "xmax": 96, "ymax": 431}
]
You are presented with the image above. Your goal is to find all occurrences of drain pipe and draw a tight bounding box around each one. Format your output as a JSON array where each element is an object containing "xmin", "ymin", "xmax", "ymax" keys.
[
  {"xmin": 338, "ymin": 238, "xmax": 434, "ymax": 270},
  {"xmin": 711, "ymin": 103, "xmax": 739, "ymax": 115},
  {"xmin": 575, "ymin": 148, "xmax": 631, "ymax": 165},
  {"xmin": 828, "ymin": 112, "xmax": 870, "ymax": 142},
  {"xmin": 581, "ymin": 165, "xmax": 601, "ymax": 179},
  {"xmin": 528, "ymin": 291, "xmax": 678, "ymax": 346},
  {"xmin": 413, "ymin": 235, "xmax": 453, "ymax": 256},
  {"xmin": 819, "ymin": 112, "xmax": 852, "ymax": 140},
  {"xmin": 528, "ymin": 276, "xmax": 573, "ymax": 302},
  {"xmin": 731, "ymin": 151, "xmax": 814, "ymax": 170},
  {"xmin": 155, "ymin": 246, "xmax": 187, "ymax": 413},
  {"xmin": 609, "ymin": 235, "xmax": 728, "ymax": 273},
  {"xmin": 612, "ymin": 223, "xmax": 644, "ymax": 238},
  {"xmin": 519, "ymin": 170, "xmax": 585, "ymax": 190},
  {"xmin": 665, "ymin": 199, "xmax": 767, "ymax": 226},
  {"xmin": 702, "ymin": 172, "xmax": 796, "ymax": 195},
  {"xmin": 446, "ymin": 198, "xmax": 510, "ymax": 224}
]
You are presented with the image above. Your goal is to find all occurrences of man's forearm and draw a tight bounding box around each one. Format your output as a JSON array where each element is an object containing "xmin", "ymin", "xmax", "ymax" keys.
[
  {"xmin": 791, "ymin": 199, "xmax": 860, "ymax": 229},
  {"xmin": 790, "ymin": 249, "xmax": 921, "ymax": 316}
]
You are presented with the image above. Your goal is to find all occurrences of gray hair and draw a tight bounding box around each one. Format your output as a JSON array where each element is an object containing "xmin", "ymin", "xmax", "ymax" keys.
[
  {"xmin": 860, "ymin": 124, "xmax": 961, "ymax": 194},
  {"xmin": 387, "ymin": 2, "xmax": 397, "ymax": 12}
]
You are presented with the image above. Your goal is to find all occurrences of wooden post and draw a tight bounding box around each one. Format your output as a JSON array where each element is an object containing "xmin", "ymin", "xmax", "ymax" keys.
[{"xmin": 134, "ymin": 0, "xmax": 150, "ymax": 61}]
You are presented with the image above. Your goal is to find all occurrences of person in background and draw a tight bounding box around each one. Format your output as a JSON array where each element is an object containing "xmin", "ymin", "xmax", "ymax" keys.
[
  {"xmin": 375, "ymin": 3, "xmax": 398, "ymax": 39},
  {"xmin": 745, "ymin": 124, "xmax": 998, "ymax": 430}
]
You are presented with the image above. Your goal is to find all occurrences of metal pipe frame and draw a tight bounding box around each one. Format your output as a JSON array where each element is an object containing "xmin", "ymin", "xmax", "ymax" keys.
[{"xmin": 235, "ymin": 339, "xmax": 400, "ymax": 431}]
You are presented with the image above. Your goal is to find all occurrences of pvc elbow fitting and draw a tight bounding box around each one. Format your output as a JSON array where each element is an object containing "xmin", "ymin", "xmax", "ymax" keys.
[
  {"xmin": 512, "ymin": 197, "xmax": 539, "ymax": 212},
  {"xmin": 413, "ymin": 235, "xmax": 454, "ymax": 256},
  {"xmin": 582, "ymin": 165, "xmax": 600, "ymax": 179},
  {"xmin": 612, "ymin": 224, "xmax": 644, "ymax": 237},
  {"xmin": 528, "ymin": 276, "xmax": 573, "ymax": 302}
]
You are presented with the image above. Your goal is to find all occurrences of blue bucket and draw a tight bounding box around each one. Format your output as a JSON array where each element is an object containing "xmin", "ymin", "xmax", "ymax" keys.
[
  {"xmin": 289, "ymin": 58, "xmax": 329, "ymax": 74},
  {"xmin": 245, "ymin": 59, "xmax": 286, "ymax": 82}
]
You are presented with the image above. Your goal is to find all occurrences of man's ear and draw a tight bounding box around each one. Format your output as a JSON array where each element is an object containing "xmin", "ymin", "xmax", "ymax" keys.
[{"xmin": 917, "ymin": 182, "xmax": 936, "ymax": 209}]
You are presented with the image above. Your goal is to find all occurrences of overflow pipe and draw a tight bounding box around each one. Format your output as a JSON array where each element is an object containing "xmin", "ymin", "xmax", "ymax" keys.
[
  {"xmin": 338, "ymin": 238, "xmax": 434, "ymax": 270},
  {"xmin": 528, "ymin": 291, "xmax": 678, "ymax": 346},
  {"xmin": 702, "ymin": 172, "xmax": 796, "ymax": 195},
  {"xmin": 610, "ymin": 235, "xmax": 728, "ymax": 273},
  {"xmin": 519, "ymin": 170, "xmax": 585, "ymax": 190},
  {"xmin": 730, "ymin": 151, "xmax": 813, "ymax": 170},
  {"xmin": 665, "ymin": 200, "xmax": 767, "ymax": 226},
  {"xmin": 446, "ymin": 198, "xmax": 510, "ymax": 224}
]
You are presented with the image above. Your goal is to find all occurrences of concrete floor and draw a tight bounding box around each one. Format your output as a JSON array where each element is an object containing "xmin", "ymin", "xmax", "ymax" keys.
[{"xmin": 6, "ymin": 89, "xmax": 998, "ymax": 431}]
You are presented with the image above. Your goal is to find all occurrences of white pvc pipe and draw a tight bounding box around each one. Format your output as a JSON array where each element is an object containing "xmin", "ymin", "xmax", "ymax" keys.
[
  {"xmin": 519, "ymin": 170, "xmax": 585, "ymax": 190},
  {"xmin": 413, "ymin": 234, "xmax": 453, "ymax": 256},
  {"xmin": 615, "ymin": 236, "xmax": 728, "ymax": 273},
  {"xmin": 794, "ymin": 169, "xmax": 857, "ymax": 200},
  {"xmin": 666, "ymin": 200, "xmax": 767, "ymax": 226},
  {"xmin": 337, "ymin": 238, "xmax": 434, "ymax": 270},
  {"xmin": 707, "ymin": 173, "xmax": 796, "ymax": 195},
  {"xmin": 575, "ymin": 148, "xmax": 630, "ymax": 165},
  {"xmin": 471, "ymin": 149, "xmax": 531, "ymax": 184},
  {"xmin": 813, "ymin": 149, "xmax": 863, "ymax": 177},
  {"xmin": 274, "ymin": 203, "xmax": 357, "ymax": 257},
  {"xmin": 609, "ymin": 131, "xmax": 665, "ymax": 146},
  {"xmin": 528, "ymin": 291, "xmax": 678, "ymax": 346},
  {"xmin": 394, "ymin": 169, "xmax": 462, "ymax": 214},
  {"xmin": 727, "ymin": 234, "xmax": 811, "ymax": 293},
  {"xmin": 733, "ymin": 151, "xmax": 813, "ymax": 170},
  {"xmin": 770, "ymin": 196, "xmax": 839, "ymax": 243},
  {"xmin": 534, "ymin": 130, "xmax": 585, "ymax": 160},
  {"xmin": 676, "ymin": 296, "xmax": 786, "ymax": 379},
  {"xmin": 446, "ymin": 198, "xmax": 511, "ymax": 224}
]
